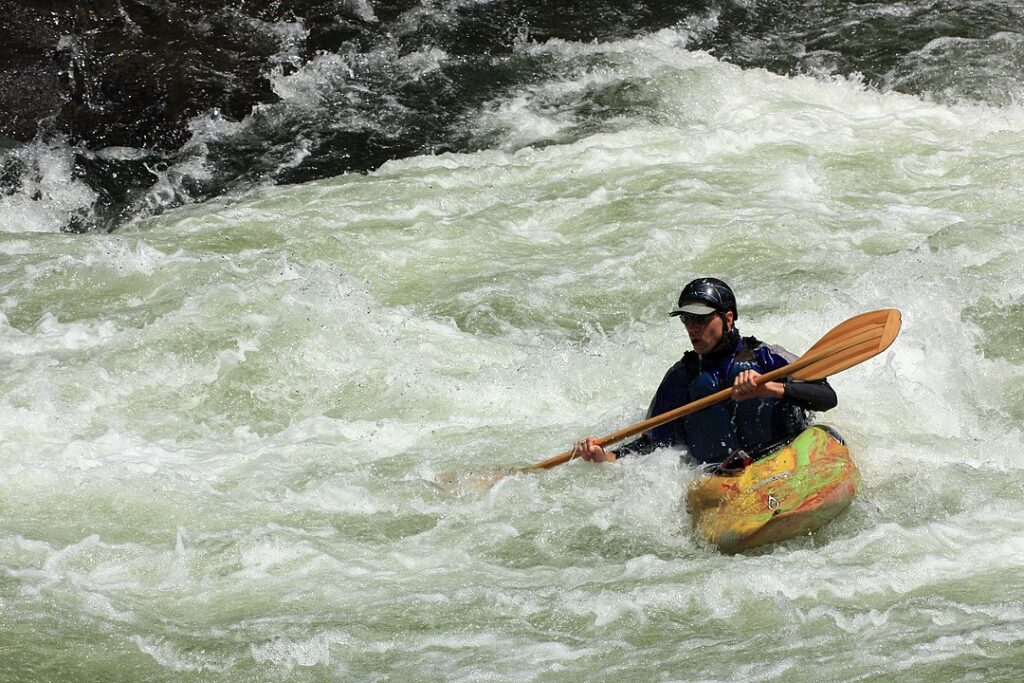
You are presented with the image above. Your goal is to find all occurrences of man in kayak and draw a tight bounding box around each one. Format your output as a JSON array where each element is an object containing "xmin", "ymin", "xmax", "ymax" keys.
[{"xmin": 572, "ymin": 277, "xmax": 838, "ymax": 469}]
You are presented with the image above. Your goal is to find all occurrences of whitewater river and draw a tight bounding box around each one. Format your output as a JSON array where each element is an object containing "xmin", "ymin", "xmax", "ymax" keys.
[{"xmin": 3, "ymin": 32, "xmax": 1024, "ymax": 682}]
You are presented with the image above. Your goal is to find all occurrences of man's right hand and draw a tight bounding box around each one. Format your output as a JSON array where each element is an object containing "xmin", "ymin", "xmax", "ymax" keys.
[{"xmin": 572, "ymin": 437, "xmax": 616, "ymax": 462}]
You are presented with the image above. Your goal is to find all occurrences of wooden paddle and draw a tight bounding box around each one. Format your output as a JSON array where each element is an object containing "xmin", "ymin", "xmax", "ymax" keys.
[{"xmin": 514, "ymin": 308, "xmax": 902, "ymax": 474}]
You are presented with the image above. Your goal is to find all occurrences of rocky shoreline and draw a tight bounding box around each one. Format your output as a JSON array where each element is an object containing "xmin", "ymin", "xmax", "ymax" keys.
[{"xmin": 2, "ymin": 1, "xmax": 1018, "ymax": 231}]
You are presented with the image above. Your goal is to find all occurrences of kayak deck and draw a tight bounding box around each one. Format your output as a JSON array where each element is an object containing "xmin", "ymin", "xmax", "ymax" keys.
[{"xmin": 686, "ymin": 425, "xmax": 859, "ymax": 553}]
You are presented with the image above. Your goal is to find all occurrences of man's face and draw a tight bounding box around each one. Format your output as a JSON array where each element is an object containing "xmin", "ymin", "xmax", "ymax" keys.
[{"xmin": 682, "ymin": 310, "xmax": 733, "ymax": 354}]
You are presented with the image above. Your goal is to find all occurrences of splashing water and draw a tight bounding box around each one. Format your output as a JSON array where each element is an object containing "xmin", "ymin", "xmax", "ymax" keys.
[{"xmin": 3, "ymin": 15, "xmax": 1024, "ymax": 683}]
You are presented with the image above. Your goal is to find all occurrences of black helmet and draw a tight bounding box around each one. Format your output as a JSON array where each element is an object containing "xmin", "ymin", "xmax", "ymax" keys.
[{"xmin": 669, "ymin": 277, "xmax": 738, "ymax": 319}]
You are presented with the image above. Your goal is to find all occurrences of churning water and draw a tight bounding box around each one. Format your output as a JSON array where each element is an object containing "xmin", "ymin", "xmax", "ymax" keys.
[{"xmin": 3, "ymin": 3, "xmax": 1024, "ymax": 681}]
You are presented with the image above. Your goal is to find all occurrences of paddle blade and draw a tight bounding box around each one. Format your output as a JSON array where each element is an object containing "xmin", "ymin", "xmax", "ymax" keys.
[
  {"xmin": 787, "ymin": 308, "xmax": 901, "ymax": 381},
  {"xmin": 435, "ymin": 466, "xmax": 519, "ymax": 492}
]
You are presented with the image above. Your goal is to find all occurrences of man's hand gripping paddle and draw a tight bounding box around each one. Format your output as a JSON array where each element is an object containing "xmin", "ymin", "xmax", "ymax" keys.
[{"xmin": 440, "ymin": 308, "xmax": 901, "ymax": 490}]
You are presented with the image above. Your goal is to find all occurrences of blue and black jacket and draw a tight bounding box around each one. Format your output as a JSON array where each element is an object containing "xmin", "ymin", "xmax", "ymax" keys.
[{"xmin": 616, "ymin": 331, "xmax": 837, "ymax": 465}]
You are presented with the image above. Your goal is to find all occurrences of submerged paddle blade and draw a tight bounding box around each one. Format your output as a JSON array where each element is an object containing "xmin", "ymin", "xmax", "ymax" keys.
[{"xmin": 436, "ymin": 466, "xmax": 519, "ymax": 492}]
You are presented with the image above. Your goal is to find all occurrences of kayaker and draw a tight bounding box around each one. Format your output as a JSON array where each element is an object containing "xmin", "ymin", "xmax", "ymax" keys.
[{"xmin": 572, "ymin": 277, "xmax": 838, "ymax": 469}]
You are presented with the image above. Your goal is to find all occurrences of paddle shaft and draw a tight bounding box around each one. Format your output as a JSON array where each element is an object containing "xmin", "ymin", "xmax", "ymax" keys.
[{"xmin": 522, "ymin": 322, "xmax": 892, "ymax": 472}]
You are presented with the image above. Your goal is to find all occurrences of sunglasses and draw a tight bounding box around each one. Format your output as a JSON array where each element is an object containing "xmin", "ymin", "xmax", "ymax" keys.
[{"xmin": 678, "ymin": 312, "xmax": 718, "ymax": 326}]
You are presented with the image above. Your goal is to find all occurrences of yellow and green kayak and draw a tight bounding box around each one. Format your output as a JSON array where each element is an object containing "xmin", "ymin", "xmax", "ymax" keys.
[{"xmin": 686, "ymin": 425, "xmax": 858, "ymax": 553}]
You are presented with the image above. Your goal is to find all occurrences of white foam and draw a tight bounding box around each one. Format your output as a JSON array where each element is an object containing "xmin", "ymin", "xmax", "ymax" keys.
[
  {"xmin": 4, "ymin": 25, "xmax": 1024, "ymax": 680},
  {"xmin": 0, "ymin": 140, "xmax": 98, "ymax": 233}
]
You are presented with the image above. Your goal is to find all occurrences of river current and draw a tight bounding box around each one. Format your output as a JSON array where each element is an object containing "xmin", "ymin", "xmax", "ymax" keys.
[{"xmin": 3, "ymin": 3, "xmax": 1024, "ymax": 682}]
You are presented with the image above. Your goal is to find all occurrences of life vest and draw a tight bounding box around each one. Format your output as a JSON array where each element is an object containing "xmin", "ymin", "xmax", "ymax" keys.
[{"xmin": 681, "ymin": 336, "xmax": 808, "ymax": 464}]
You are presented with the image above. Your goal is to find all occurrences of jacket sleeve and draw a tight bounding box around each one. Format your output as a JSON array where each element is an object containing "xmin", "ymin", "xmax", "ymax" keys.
[
  {"xmin": 782, "ymin": 378, "xmax": 837, "ymax": 411},
  {"xmin": 757, "ymin": 341, "xmax": 838, "ymax": 412}
]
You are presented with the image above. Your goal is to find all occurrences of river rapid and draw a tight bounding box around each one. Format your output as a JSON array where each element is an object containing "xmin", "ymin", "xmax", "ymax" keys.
[{"xmin": 3, "ymin": 3, "xmax": 1024, "ymax": 682}]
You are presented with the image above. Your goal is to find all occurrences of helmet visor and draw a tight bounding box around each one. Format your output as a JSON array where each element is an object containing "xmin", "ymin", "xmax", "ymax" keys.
[{"xmin": 669, "ymin": 301, "xmax": 718, "ymax": 316}]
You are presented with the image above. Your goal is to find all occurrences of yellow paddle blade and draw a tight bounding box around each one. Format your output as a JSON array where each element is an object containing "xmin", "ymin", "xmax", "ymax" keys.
[{"xmin": 784, "ymin": 308, "xmax": 901, "ymax": 381}]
